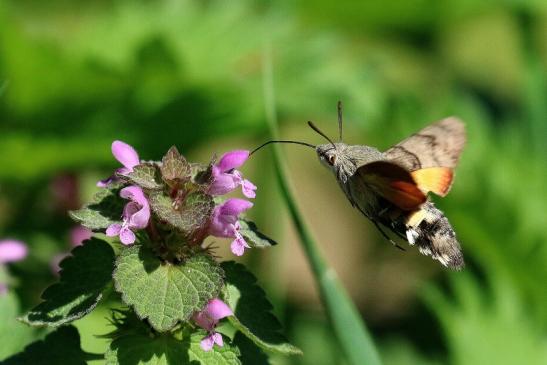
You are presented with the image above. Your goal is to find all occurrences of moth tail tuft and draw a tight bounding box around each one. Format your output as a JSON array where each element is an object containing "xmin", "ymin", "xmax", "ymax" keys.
[{"xmin": 405, "ymin": 202, "xmax": 464, "ymax": 270}]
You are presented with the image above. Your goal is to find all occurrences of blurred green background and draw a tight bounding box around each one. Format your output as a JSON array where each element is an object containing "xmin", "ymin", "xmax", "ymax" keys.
[{"xmin": 1, "ymin": 0, "xmax": 547, "ymax": 364}]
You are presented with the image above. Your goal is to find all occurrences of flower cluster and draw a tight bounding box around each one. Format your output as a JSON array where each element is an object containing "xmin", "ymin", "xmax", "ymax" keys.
[
  {"xmin": 0, "ymin": 239, "xmax": 28, "ymax": 295},
  {"xmin": 98, "ymin": 141, "xmax": 256, "ymax": 256},
  {"xmin": 207, "ymin": 151, "xmax": 256, "ymax": 256}
]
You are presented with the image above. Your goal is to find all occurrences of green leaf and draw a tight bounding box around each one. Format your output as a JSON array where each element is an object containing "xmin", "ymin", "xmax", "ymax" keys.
[
  {"xmin": 161, "ymin": 146, "xmax": 191, "ymax": 182},
  {"xmin": 221, "ymin": 262, "xmax": 301, "ymax": 356},
  {"xmin": 0, "ymin": 293, "xmax": 35, "ymax": 360},
  {"xmin": 69, "ymin": 185, "xmax": 125, "ymax": 230},
  {"xmin": 233, "ymin": 332, "xmax": 270, "ymax": 365},
  {"xmin": 1, "ymin": 326, "xmax": 88, "ymax": 365},
  {"xmin": 113, "ymin": 245, "xmax": 224, "ymax": 332},
  {"xmin": 105, "ymin": 332, "xmax": 189, "ymax": 365},
  {"xmin": 104, "ymin": 331, "xmax": 240, "ymax": 365},
  {"xmin": 188, "ymin": 333, "xmax": 241, "ymax": 365},
  {"xmin": 179, "ymin": 192, "xmax": 215, "ymax": 236},
  {"xmin": 238, "ymin": 220, "xmax": 277, "ymax": 248},
  {"xmin": 149, "ymin": 191, "xmax": 214, "ymax": 237},
  {"xmin": 124, "ymin": 163, "xmax": 163, "ymax": 190},
  {"xmin": 21, "ymin": 238, "xmax": 115, "ymax": 327}
]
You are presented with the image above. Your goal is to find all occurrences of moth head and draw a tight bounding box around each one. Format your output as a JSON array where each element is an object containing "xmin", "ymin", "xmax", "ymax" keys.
[{"xmin": 316, "ymin": 144, "xmax": 340, "ymax": 168}]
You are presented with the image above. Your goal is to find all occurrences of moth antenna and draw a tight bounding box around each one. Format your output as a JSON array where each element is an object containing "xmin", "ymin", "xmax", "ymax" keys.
[
  {"xmin": 250, "ymin": 140, "xmax": 316, "ymax": 156},
  {"xmin": 337, "ymin": 100, "xmax": 343, "ymax": 142},
  {"xmin": 308, "ymin": 121, "xmax": 337, "ymax": 150}
]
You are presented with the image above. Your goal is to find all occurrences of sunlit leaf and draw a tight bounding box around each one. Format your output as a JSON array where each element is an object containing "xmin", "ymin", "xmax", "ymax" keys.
[
  {"xmin": 21, "ymin": 239, "xmax": 115, "ymax": 327},
  {"xmin": 113, "ymin": 244, "xmax": 224, "ymax": 332}
]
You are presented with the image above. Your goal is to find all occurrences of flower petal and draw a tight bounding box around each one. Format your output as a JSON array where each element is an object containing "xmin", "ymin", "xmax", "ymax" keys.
[
  {"xmin": 119, "ymin": 227, "xmax": 136, "ymax": 245},
  {"xmin": 241, "ymin": 179, "xmax": 257, "ymax": 198},
  {"xmin": 96, "ymin": 175, "xmax": 116, "ymax": 187},
  {"xmin": 212, "ymin": 332, "xmax": 224, "ymax": 347},
  {"xmin": 0, "ymin": 283, "xmax": 7, "ymax": 296},
  {"xmin": 219, "ymin": 198, "xmax": 253, "ymax": 217},
  {"xmin": 200, "ymin": 335, "xmax": 215, "ymax": 352},
  {"xmin": 70, "ymin": 226, "xmax": 92, "ymax": 247},
  {"xmin": 0, "ymin": 240, "xmax": 28, "ymax": 264},
  {"xmin": 207, "ymin": 171, "xmax": 239, "ymax": 196},
  {"xmin": 106, "ymin": 224, "xmax": 122, "ymax": 237},
  {"xmin": 120, "ymin": 186, "xmax": 148, "ymax": 207},
  {"xmin": 193, "ymin": 311, "xmax": 214, "ymax": 331},
  {"xmin": 216, "ymin": 150, "xmax": 250, "ymax": 172},
  {"xmin": 112, "ymin": 141, "xmax": 140, "ymax": 170},
  {"xmin": 129, "ymin": 205, "xmax": 150, "ymax": 229},
  {"xmin": 205, "ymin": 298, "xmax": 233, "ymax": 321},
  {"xmin": 230, "ymin": 236, "xmax": 249, "ymax": 256}
]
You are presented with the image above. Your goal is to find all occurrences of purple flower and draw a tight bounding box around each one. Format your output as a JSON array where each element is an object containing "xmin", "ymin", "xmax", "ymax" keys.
[
  {"xmin": 106, "ymin": 186, "xmax": 150, "ymax": 245},
  {"xmin": 69, "ymin": 226, "xmax": 92, "ymax": 247},
  {"xmin": 192, "ymin": 298, "xmax": 233, "ymax": 351},
  {"xmin": 0, "ymin": 240, "xmax": 28, "ymax": 264},
  {"xmin": 208, "ymin": 150, "xmax": 257, "ymax": 198},
  {"xmin": 0, "ymin": 239, "xmax": 28, "ymax": 296},
  {"xmin": 209, "ymin": 198, "xmax": 253, "ymax": 256},
  {"xmin": 97, "ymin": 140, "xmax": 140, "ymax": 187}
]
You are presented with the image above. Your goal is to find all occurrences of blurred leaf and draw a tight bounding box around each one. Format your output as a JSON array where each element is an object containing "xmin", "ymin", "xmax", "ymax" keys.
[
  {"xmin": 0, "ymin": 293, "xmax": 35, "ymax": 360},
  {"xmin": 0, "ymin": 326, "xmax": 89, "ymax": 365},
  {"xmin": 124, "ymin": 164, "xmax": 163, "ymax": 190},
  {"xmin": 21, "ymin": 238, "xmax": 115, "ymax": 327},
  {"xmin": 423, "ymin": 271, "xmax": 547, "ymax": 365},
  {"xmin": 238, "ymin": 220, "xmax": 277, "ymax": 248},
  {"xmin": 69, "ymin": 185, "xmax": 125, "ymax": 230},
  {"xmin": 113, "ymin": 244, "xmax": 223, "ymax": 332},
  {"xmin": 222, "ymin": 262, "xmax": 301, "ymax": 356}
]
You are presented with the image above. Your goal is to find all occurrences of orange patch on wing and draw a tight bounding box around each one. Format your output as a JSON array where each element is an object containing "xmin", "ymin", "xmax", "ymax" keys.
[
  {"xmin": 360, "ymin": 161, "xmax": 427, "ymax": 211},
  {"xmin": 386, "ymin": 181, "xmax": 427, "ymax": 210},
  {"xmin": 411, "ymin": 167, "xmax": 453, "ymax": 197}
]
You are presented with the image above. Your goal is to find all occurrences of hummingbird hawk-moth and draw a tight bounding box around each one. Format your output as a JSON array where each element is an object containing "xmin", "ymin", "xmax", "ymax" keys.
[{"xmin": 252, "ymin": 102, "xmax": 466, "ymax": 270}]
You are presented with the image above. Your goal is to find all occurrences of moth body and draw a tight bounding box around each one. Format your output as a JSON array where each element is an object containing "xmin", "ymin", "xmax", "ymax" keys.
[{"xmin": 315, "ymin": 116, "xmax": 466, "ymax": 269}]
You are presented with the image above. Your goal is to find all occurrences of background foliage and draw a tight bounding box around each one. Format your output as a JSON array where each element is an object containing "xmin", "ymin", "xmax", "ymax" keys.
[{"xmin": 1, "ymin": 0, "xmax": 546, "ymax": 364}]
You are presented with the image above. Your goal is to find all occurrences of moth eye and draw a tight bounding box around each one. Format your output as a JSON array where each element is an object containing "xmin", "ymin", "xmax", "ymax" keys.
[{"xmin": 328, "ymin": 155, "xmax": 336, "ymax": 165}]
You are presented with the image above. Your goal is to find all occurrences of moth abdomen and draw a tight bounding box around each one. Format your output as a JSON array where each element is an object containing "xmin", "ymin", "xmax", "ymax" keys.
[{"xmin": 404, "ymin": 202, "xmax": 464, "ymax": 270}]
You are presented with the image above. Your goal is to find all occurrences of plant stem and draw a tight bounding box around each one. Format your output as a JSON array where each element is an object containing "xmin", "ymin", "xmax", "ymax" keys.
[{"xmin": 261, "ymin": 45, "xmax": 382, "ymax": 365}]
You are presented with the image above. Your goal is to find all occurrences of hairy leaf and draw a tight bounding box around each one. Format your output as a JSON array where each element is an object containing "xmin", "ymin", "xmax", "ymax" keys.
[
  {"xmin": 188, "ymin": 333, "xmax": 241, "ymax": 365},
  {"xmin": 124, "ymin": 163, "xmax": 163, "ymax": 190},
  {"xmin": 21, "ymin": 238, "xmax": 115, "ymax": 327},
  {"xmin": 105, "ymin": 332, "xmax": 189, "ymax": 365},
  {"xmin": 149, "ymin": 191, "xmax": 214, "ymax": 237},
  {"xmin": 1, "ymin": 326, "xmax": 88, "ymax": 365},
  {"xmin": 238, "ymin": 220, "xmax": 277, "ymax": 248},
  {"xmin": 161, "ymin": 146, "xmax": 191, "ymax": 182},
  {"xmin": 179, "ymin": 191, "xmax": 214, "ymax": 236},
  {"xmin": 104, "ymin": 331, "xmax": 240, "ymax": 365},
  {"xmin": 222, "ymin": 262, "xmax": 301, "ymax": 356},
  {"xmin": 113, "ymin": 245, "xmax": 224, "ymax": 332},
  {"xmin": 69, "ymin": 185, "xmax": 125, "ymax": 230}
]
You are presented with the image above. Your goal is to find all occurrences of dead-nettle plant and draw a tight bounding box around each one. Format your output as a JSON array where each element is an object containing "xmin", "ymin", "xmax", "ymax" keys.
[{"xmin": 17, "ymin": 141, "xmax": 301, "ymax": 364}]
